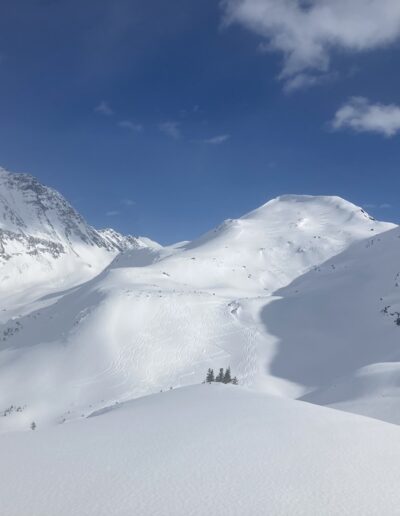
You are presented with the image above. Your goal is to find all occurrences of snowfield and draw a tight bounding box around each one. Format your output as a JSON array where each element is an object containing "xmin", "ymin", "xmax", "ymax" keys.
[
  {"xmin": 2, "ymin": 169, "xmax": 400, "ymax": 514},
  {"xmin": 1, "ymin": 183, "xmax": 397, "ymax": 432},
  {"xmin": 1, "ymin": 385, "xmax": 400, "ymax": 516}
]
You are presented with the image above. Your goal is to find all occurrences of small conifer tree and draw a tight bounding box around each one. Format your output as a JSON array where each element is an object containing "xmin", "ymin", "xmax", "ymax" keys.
[
  {"xmin": 223, "ymin": 367, "xmax": 232, "ymax": 384},
  {"xmin": 215, "ymin": 368, "xmax": 224, "ymax": 382},
  {"xmin": 232, "ymin": 377, "xmax": 238, "ymax": 385},
  {"xmin": 30, "ymin": 421, "xmax": 36, "ymax": 431},
  {"xmin": 206, "ymin": 368, "xmax": 215, "ymax": 383}
]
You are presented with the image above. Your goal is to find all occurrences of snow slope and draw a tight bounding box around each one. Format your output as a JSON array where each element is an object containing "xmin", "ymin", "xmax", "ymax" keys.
[
  {"xmin": 1, "ymin": 385, "xmax": 400, "ymax": 516},
  {"xmin": 3, "ymin": 171, "xmax": 400, "ymax": 514},
  {"xmin": 0, "ymin": 190, "xmax": 396, "ymax": 432},
  {"xmin": 259, "ymin": 224, "xmax": 400, "ymax": 424}
]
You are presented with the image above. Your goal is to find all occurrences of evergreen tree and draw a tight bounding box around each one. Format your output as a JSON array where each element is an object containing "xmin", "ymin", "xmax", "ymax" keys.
[
  {"xmin": 232, "ymin": 377, "xmax": 238, "ymax": 385},
  {"xmin": 206, "ymin": 368, "xmax": 215, "ymax": 383},
  {"xmin": 30, "ymin": 421, "xmax": 36, "ymax": 431},
  {"xmin": 215, "ymin": 368, "xmax": 224, "ymax": 382},
  {"xmin": 223, "ymin": 367, "xmax": 232, "ymax": 384}
]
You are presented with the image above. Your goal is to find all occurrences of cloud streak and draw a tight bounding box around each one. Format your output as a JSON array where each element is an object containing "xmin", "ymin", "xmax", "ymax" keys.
[
  {"xmin": 118, "ymin": 120, "xmax": 143, "ymax": 132},
  {"xmin": 95, "ymin": 101, "xmax": 114, "ymax": 116},
  {"xmin": 202, "ymin": 134, "xmax": 231, "ymax": 145},
  {"xmin": 222, "ymin": 0, "xmax": 400, "ymax": 90},
  {"xmin": 158, "ymin": 121, "xmax": 181, "ymax": 140},
  {"xmin": 121, "ymin": 199, "xmax": 135, "ymax": 206},
  {"xmin": 332, "ymin": 97, "xmax": 400, "ymax": 137}
]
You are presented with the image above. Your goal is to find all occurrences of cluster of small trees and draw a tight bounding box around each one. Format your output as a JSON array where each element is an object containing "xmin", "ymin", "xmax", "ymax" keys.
[
  {"xmin": 2, "ymin": 404, "xmax": 24, "ymax": 417},
  {"xmin": 205, "ymin": 367, "xmax": 238, "ymax": 385}
]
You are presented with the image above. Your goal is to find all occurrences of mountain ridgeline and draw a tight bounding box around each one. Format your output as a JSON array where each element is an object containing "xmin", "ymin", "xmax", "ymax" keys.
[{"xmin": 0, "ymin": 168, "xmax": 148, "ymax": 300}]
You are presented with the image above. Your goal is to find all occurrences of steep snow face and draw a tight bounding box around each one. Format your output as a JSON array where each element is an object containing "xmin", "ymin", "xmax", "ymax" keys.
[
  {"xmin": 1, "ymin": 385, "xmax": 400, "ymax": 516},
  {"xmin": 0, "ymin": 168, "xmax": 145, "ymax": 303},
  {"xmin": 0, "ymin": 189, "xmax": 396, "ymax": 432},
  {"xmin": 0, "ymin": 168, "xmax": 106, "ymax": 245},
  {"xmin": 260, "ymin": 224, "xmax": 400, "ymax": 424}
]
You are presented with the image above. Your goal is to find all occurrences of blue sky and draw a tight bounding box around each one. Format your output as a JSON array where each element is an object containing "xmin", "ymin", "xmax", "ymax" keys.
[{"xmin": 1, "ymin": 0, "xmax": 400, "ymax": 243}]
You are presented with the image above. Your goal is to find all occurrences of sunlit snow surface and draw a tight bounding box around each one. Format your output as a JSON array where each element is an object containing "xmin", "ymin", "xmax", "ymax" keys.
[
  {"xmin": 2, "ymin": 173, "xmax": 400, "ymax": 515},
  {"xmin": 0, "ymin": 187, "xmax": 398, "ymax": 431},
  {"xmin": 1, "ymin": 385, "xmax": 400, "ymax": 516}
]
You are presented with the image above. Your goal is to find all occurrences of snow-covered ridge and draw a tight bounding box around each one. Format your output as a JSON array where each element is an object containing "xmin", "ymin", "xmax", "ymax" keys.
[
  {"xmin": 243, "ymin": 194, "xmax": 376, "ymax": 222},
  {"xmin": 177, "ymin": 193, "xmax": 394, "ymax": 295},
  {"xmin": 97, "ymin": 228, "xmax": 149, "ymax": 252}
]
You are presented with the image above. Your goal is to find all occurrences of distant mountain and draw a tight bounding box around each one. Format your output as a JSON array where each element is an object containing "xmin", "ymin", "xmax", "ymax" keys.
[{"xmin": 0, "ymin": 168, "xmax": 147, "ymax": 303}]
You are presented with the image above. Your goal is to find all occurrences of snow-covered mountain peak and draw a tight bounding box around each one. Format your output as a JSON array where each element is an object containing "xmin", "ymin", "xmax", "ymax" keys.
[
  {"xmin": 0, "ymin": 167, "xmax": 108, "ymax": 247},
  {"xmin": 170, "ymin": 194, "xmax": 395, "ymax": 295},
  {"xmin": 242, "ymin": 194, "xmax": 377, "ymax": 225},
  {"xmin": 0, "ymin": 167, "xmax": 151, "ymax": 301}
]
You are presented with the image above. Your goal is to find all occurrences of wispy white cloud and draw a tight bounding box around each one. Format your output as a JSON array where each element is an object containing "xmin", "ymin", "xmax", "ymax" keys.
[
  {"xmin": 202, "ymin": 134, "xmax": 231, "ymax": 145},
  {"xmin": 121, "ymin": 199, "xmax": 136, "ymax": 206},
  {"xmin": 95, "ymin": 101, "xmax": 114, "ymax": 116},
  {"xmin": 180, "ymin": 105, "xmax": 202, "ymax": 119},
  {"xmin": 283, "ymin": 71, "xmax": 337, "ymax": 93},
  {"xmin": 222, "ymin": 0, "xmax": 400, "ymax": 90},
  {"xmin": 158, "ymin": 121, "xmax": 181, "ymax": 140},
  {"xmin": 106, "ymin": 210, "xmax": 120, "ymax": 217},
  {"xmin": 332, "ymin": 97, "xmax": 400, "ymax": 137},
  {"xmin": 118, "ymin": 120, "xmax": 143, "ymax": 132},
  {"xmin": 283, "ymin": 73, "xmax": 323, "ymax": 93}
]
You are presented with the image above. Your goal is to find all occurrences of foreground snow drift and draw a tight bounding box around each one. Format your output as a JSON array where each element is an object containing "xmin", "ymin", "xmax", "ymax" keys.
[{"xmin": 1, "ymin": 385, "xmax": 400, "ymax": 516}]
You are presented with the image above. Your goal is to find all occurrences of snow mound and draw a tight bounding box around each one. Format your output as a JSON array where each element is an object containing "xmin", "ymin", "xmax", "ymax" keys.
[
  {"xmin": 1, "ymin": 385, "xmax": 400, "ymax": 516},
  {"xmin": 302, "ymin": 362, "xmax": 400, "ymax": 424}
]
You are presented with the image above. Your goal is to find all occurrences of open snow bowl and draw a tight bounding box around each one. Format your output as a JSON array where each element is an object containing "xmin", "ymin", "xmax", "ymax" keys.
[
  {"xmin": 1, "ymin": 187, "xmax": 398, "ymax": 433},
  {"xmin": 1, "ymin": 385, "xmax": 400, "ymax": 516}
]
